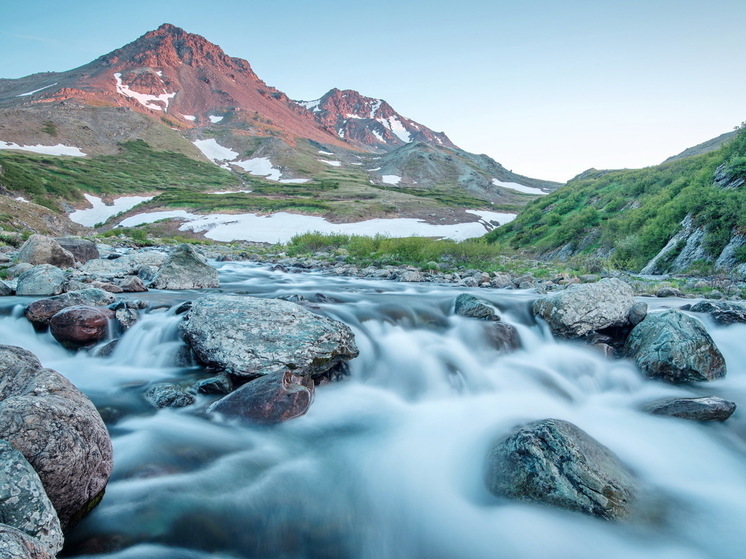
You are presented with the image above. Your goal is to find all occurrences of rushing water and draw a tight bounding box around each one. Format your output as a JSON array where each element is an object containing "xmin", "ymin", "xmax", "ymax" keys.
[{"xmin": 2, "ymin": 262, "xmax": 746, "ymax": 559}]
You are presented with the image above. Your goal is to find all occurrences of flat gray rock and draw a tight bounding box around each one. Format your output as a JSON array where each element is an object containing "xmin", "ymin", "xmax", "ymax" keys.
[
  {"xmin": 645, "ymin": 396, "xmax": 736, "ymax": 421},
  {"xmin": 15, "ymin": 265, "xmax": 68, "ymax": 297},
  {"xmin": 149, "ymin": 244, "xmax": 219, "ymax": 290}
]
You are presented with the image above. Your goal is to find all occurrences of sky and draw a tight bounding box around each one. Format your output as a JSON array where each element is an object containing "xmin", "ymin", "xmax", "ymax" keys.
[{"xmin": 1, "ymin": 0, "xmax": 744, "ymax": 182}]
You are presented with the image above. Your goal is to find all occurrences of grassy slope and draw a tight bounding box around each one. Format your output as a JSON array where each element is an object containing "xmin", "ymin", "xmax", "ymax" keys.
[{"xmin": 485, "ymin": 127, "xmax": 746, "ymax": 271}]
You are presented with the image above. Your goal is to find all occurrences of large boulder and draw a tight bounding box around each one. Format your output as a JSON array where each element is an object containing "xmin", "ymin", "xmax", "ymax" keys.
[
  {"xmin": 79, "ymin": 251, "xmax": 167, "ymax": 277},
  {"xmin": 689, "ymin": 300, "xmax": 746, "ymax": 326},
  {"xmin": 54, "ymin": 238, "xmax": 99, "ymax": 264},
  {"xmin": 645, "ymin": 396, "xmax": 736, "ymax": 421},
  {"xmin": 625, "ymin": 310, "xmax": 726, "ymax": 383},
  {"xmin": 182, "ymin": 295, "xmax": 359, "ymax": 379},
  {"xmin": 15, "ymin": 265, "xmax": 68, "ymax": 296},
  {"xmin": 207, "ymin": 371, "xmax": 314, "ymax": 424},
  {"xmin": 454, "ymin": 293, "xmax": 500, "ymax": 321},
  {"xmin": 533, "ymin": 278, "xmax": 640, "ymax": 338},
  {"xmin": 16, "ymin": 235, "xmax": 75, "ymax": 268},
  {"xmin": 0, "ymin": 441, "xmax": 63, "ymax": 555},
  {"xmin": 0, "ymin": 525, "xmax": 54, "ymax": 559},
  {"xmin": 0, "ymin": 345, "xmax": 113, "ymax": 531},
  {"xmin": 149, "ymin": 244, "xmax": 219, "ymax": 290},
  {"xmin": 24, "ymin": 288, "xmax": 115, "ymax": 328},
  {"xmin": 49, "ymin": 306, "xmax": 112, "ymax": 349},
  {"xmin": 485, "ymin": 418, "xmax": 637, "ymax": 520}
]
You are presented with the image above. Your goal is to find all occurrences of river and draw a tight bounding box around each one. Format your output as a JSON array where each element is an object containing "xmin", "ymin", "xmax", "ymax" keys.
[{"xmin": 2, "ymin": 262, "xmax": 745, "ymax": 559}]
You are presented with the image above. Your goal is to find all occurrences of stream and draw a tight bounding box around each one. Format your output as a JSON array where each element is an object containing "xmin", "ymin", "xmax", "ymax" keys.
[{"xmin": 2, "ymin": 261, "xmax": 745, "ymax": 559}]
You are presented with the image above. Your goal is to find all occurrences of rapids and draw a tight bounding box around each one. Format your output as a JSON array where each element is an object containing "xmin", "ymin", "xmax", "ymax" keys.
[{"xmin": 2, "ymin": 262, "xmax": 745, "ymax": 558}]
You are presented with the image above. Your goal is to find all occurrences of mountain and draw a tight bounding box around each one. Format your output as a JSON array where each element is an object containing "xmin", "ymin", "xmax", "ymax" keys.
[
  {"xmin": 486, "ymin": 127, "xmax": 746, "ymax": 276},
  {"xmin": 0, "ymin": 24, "xmax": 560, "ymax": 235}
]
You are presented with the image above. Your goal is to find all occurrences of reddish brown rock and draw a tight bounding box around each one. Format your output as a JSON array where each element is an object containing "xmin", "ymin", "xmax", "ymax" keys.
[
  {"xmin": 49, "ymin": 305, "xmax": 113, "ymax": 349},
  {"xmin": 24, "ymin": 289, "xmax": 115, "ymax": 328}
]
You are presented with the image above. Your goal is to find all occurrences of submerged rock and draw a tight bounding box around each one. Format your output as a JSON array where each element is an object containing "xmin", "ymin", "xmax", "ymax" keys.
[
  {"xmin": 454, "ymin": 293, "xmax": 500, "ymax": 321},
  {"xmin": 207, "ymin": 371, "xmax": 314, "ymax": 424},
  {"xmin": 645, "ymin": 396, "xmax": 736, "ymax": 421},
  {"xmin": 0, "ymin": 441, "xmax": 63, "ymax": 555},
  {"xmin": 144, "ymin": 384, "xmax": 195, "ymax": 409},
  {"xmin": 49, "ymin": 305, "xmax": 112, "ymax": 349},
  {"xmin": 149, "ymin": 244, "xmax": 219, "ymax": 290},
  {"xmin": 0, "ymin": 345, "xmax": 113, "ymax": 531},
  {"xmin": 17, "ymin": 235, "xmax": 75, "ymax": 268},
  {"xmin": 485, "ymin": 418, "xmax": 637, "ymax": 520},
  {"xmin": 625, "ymin": 310, "xmax": 726, "ymax": 383},
  {"xmin": 181, "ymin": 295, "xmax": 359, "ymax": 379},
  {"xmin": 533, "ymin": 278, "xmax": 640, "ymax": 339},
  {"xmin": 15, "ymin": 265, "xmax": 68, "ymax": 296}
]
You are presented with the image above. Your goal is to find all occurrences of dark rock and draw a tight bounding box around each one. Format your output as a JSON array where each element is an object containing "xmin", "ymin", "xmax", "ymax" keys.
[
  {"xmin": 0, "ymin": 281, "xmax": 11, "ymax": 296},
  {"xmin": 174, "ymin": 301, "xmax": 192, "ymax": 315},
  {"xmin": 137, "ymin": 265, "xmax": 158, "ymax": 283},
  {"xmin": 181, "ymin": 295, "xmax": 359, "ymax": 379},
  {"xmin": 454, "ymin": 293, "xmax": 500, "ymax": 321},
  {"xmin": 90, "ymin": 280, "xmax": 124, "ymax": 293},
  {"xmin": 0, "ymin": 525, "xmax": 54, "ymax": 559},
  {"xmin": 0, "ymin": 441, "xmax": 63, "ymax": 555},
  {"xmin": 24, "ymin": 288, "xmax": 115, "ymax": 328},
  {"xmin": 144, "ymin": 384, "xmax": 195, "ymax": 408},
  {"xmin": 486, "ymin": 322, "xmax": 522, "ymax": 352},
  {"xmin": 533, "ymin": 278, "xmax": 636, "ymax": 339},
  {"xmin": 194, "ymin": 374, "xmax": 233, "ymax": 395},
  {"xmin": 150, "ymin": 244, "xmax": 219, "ymax": 290},
  {"xmin": 689, "ymin": 300, "xmax": 746, "ymax": 326},
  {"xmin": 645, "ymin": 396, "xmax": 736, "ymax": 421},
  {"xmin": 17, "ymin": 235, "xmax": 75, "ymax": 268},
  {"xmin": 0, "ymin": 345, "xmax": 113, "ymax": 531},
  {"xmin": 15, "ymin": 265, "xmax": 68, "ymax": 296},
  {"xmin": 485, "ymin": 418, "xmax": 637, "ymax": 520},
  {"xmin": 207, "ymin": 371, "xmax": 314, "ymax": 424},
  {"xmin": 54, "ymin": 238, "xmax": 99, "ymax": 264},
  {"xmin": 625, "ymin": 309, "xmax": 726, "ymax": 383},
  {"xmin": 49, "ymin": 305, "xmax": 112, "ymax": 349},
  {"xmin": 628, "ymin": 301, "xmax": 648, "ymax": 326}
]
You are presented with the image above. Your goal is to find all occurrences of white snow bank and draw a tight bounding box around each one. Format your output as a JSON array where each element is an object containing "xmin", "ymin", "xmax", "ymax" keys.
[
  {"xmin": 279, "ymin": 178, "xmax": 311, "ymax": 184},
  {"xmin": 209, "ymin": 115, "xmax": 224, "ymax": 123},
  {"xmin": 183, "ymin": 115, "xmax": 196, "ymax": 121},
  {"xmin": 210, "ymin": 190, "xmax": 253, "ymax": 194},
  {"xmin": 0, "ymin": 141, "xmax": 86, "ymax": 157},
  {"xmin": 17, "ymin": 82, "xmax": 58, "ymax": 97},
  {"xmin": 491, "ymin": 178, "xmax": 547, "ymax": 196},
  {"xmin": 233, "ymin": 157, "xmax": 282, "ymax": 181},
  {"xmin": 193, "ymin": 139, "xmax": 239, "ymax": 163},
  {"xmin": 318, "ymin": 150, "xmax": 334, "ymax": 155},
  {"xmin": 114, "ymin": 73, "xmax": 175, "ymax": 112},
  {"xmin": 15, "ymin": 196, "xmax": 30, "ymax": 203},
  {"xmin": 69, "ymin": 194, "xmax": 155, "ymax": 227},
  {"xmin": 378, "ymin": 116, "xmax": 411, "ymax": 143},
  {"xmin": 466, "ymin": 210, "xmax": 516, "ymax": 226},
  {"xmin": 318, "ymin": 159, "xmax": 341, "ymax": 167},
  {"xmin": 116, "ymin": 209, "xmax": 514, "ymax": 243},
  {"xmin": 381, "ymin": 175, "xmax": 401, "ymax": 185}
]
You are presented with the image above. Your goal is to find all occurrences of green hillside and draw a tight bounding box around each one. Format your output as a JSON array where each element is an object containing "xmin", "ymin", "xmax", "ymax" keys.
[{"xmin": 486, "ymin": 126, "xmax": 746, "ymax": 272}]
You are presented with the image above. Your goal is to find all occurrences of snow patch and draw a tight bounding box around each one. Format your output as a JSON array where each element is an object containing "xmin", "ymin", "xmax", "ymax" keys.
[
  {"xmin": 344, "ymin": 113, "xmax": 363, "ymax": 119},
  {"xmin": 210, "ymin": 190, "xmax": 253, "ymax": 194},
  {"xmin": 114, "ymin": 73, "xmax": 175, "ymax": 112},
  {"xmin": 371, "ymin": 130, "xmax": 386, "ymax": 142},
  {"xmin": 369, "ymin": 167, "xmax": 381, "ymax": 171},
  {"xmin": 318, "ymin": 159, "xmax": 341, "ymax": 167},
  {"xmin": 193, "ymin": 139, "xmax": 239, "ymax": 164},
  {"xmin": 69, "ymin": 193, "xmax": 155, "ymax": 227},
  {"xmin": 298, "ymin": 99, "xmax": 321, "ymax": 112},
  {"xmin": 0, "ymin": 141, "xmax": 86, "ymax": 157},
  {"xmin": 183, "ymin": 115, "xmax": 196, "ymax": 121},
  {"xmin": 16, "ymin": 82, "xmax": 58, "ymax": 97},
  {"xmin": 381, "ymin": 175, "xmax": 401, "ymax": 185},
  {"xmin": 15, "ymin": 196, "xmax": 30, "ymax": 203},
  {"xmin": 369, "ymin": 99, "xmax": 382, "ymax": 118},
  {"xmin": 209, "ymin": 115, "xmax": 224, "ymax": 123},
  {"xmin": 318, "ymin": 150, "xmax": 334, "ymax": 155},
  {"xmin": 279, "ymin": 178, "xmax": 311, "ymax": 184},
  {"xmin": 491, "ymin": 178, "xmax": 547, "ymax": 196},
  {"xmin": 233, "ymin": 157, "xmax": 282, "ymax": 181},
  {"xmin": 378, "ymin": 116, "xmax": 411, "ymax": 143},
  {"xmin": 466, "ymin": 210, "xmax": 516, "ymax": 226}
]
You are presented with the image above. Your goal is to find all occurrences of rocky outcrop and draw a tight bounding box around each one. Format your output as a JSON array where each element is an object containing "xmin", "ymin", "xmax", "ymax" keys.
[
  {"xmin": 16, "ymin": 235, "xmax": 75, "ymax": 268},
  {"xmin": 207, "ymin": 371, "xmax": 314, "ymax": 424},
  {"xmin": 0, "ymin": 441, "xmax": 63, "ymax": 555},
  {"xmin": 15, "ymin": 265, "xmax": 68, "ymax": 296},
  {"xmin": 485, "ymin": 419, "xmax": 638, "ymax": 520},
  {"xmin": 24, "ymin": 288, "xmax": 115, "ymax": 328},
  {"xmin": 0, "ymin": 346, "xmax": 113, "ymax": 531},
  {"xmin": 533, "ymin": 278, "xmax": 640, "ymax": 339},
  {"xmin": 149, "ymin": 244, "xmax": 219, "ymax": 290},
  {"xmin": 625, "ymin": 310, "xmax": 726, "ymax": 383},
  {"xmin": 49, "ymin": 306, "xmax": 112, "ymax": 349},
  {"xmin": 645, "ymin": 396, "xmax": 736, "ymax": 421},
  {"xmin": 181, "ymin": 295, "xmax": 359, "ymax": 379}
]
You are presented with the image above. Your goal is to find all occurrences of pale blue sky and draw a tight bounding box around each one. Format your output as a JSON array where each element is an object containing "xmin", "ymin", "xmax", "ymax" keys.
[{"xmin": 2, "ymin": 0, "xmax": 744, "ymax": 181}]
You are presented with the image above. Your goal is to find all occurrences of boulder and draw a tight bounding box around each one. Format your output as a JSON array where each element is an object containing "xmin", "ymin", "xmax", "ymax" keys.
[
  {"xmin": 24, "ymin": 288, "xmax": 115, "ymax": 328},
  {"xmin": 689, "ymin": 300, "xmax": 746, "ymax": 326},
  {"xmin": 533, "ymin": 278, "xmax": 639, "ymax": 338},
  {"xmin": 625, "ymin": 310, "xmax": 726, "ymax": 383},
  {"xmin": 54, "ymin": 238, "xmax": 99, "ymax": 264},
  {"xmin": 398, "ymin": 270, "xmax": 423, "ymax": 283},
  {"xmin": 115, "ymin": 276, "xmax": 148, "ymax": 293},
  {"xmin": 645, "ymin": 396, "xmax": 736, "ymax": 421},
  {"xmin": 49, "ymin": 306, "xmax": 112, "ymax": 349},
  {"xmin": 143, "ymin": 384, "xmax": 195, "ymax": 409},
  {"xmin": 485, "ymin": 418, "xmax": 637, "ymax": 520},
  {"xmin": 486, "ymin": 322, "xmax": 522, "ymax": 352},
  {"xmin": 207, "ymin": 371, "xmax": 314, "ymax": 424},
  {"xmin": 0, "ymin": 441, "xmax": 63, "ymax": 555},
  {"xmin": 454, "ymin": 293, "xmax": 500, "ymax": 321},
  {"xmin": 194, "ymin": 374, "xmax": 233, "ymax": 395},
  {"xmin": 15, "ymin": 265, "xmax": 68, "ymax": 297},
  {"xmin": 149, "ymin": 244, "xmax": 219, "ymax": 290},
  {"xmin": 0, "ymin": 345, "xmax": 113, "ymax": 530},
  {"xmin": 0, "ymin": 281, "xmax": 11, "ymax": 296},
  {"xmin": 16, "ymin": 235, "xmax": 75, "ymax": 268},
  {"xmin": 0, "ymin": 525, "xmax": 54, "ymax": 559},
  {"xmin": 80, "ymin": 251, "xmax": 167, "ymax": 277},
  {"xmin": 6, "ymin": 262, "xmax": 33, "ymax": 279},
  {"xmin": 656, "ymin": 287, "xmax": 685, "ymax": 298},
  {"xmin": 181, "ymin": 295, "xmax": 359, "ymax": 379}
]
